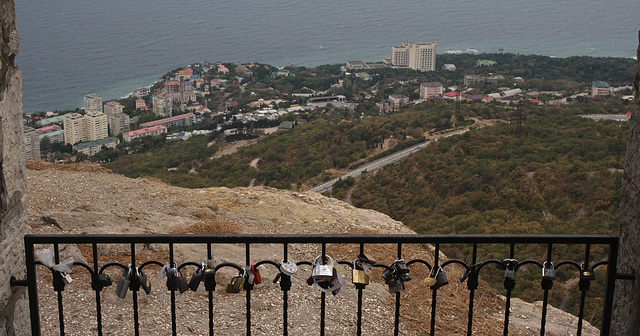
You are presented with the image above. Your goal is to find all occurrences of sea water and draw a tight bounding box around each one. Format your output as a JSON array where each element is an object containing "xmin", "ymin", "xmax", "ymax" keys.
[{"xmin": 14, "ymin": 0, "xmax": 640, "ymax": 112}]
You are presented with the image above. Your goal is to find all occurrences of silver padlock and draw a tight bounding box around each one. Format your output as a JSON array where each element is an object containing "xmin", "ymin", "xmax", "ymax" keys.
[
  {"xmin": 312, "ymin": 255, "xmax": 335, "ymax": 281},
  {"xmin": 61, "ymin": 272, "xmax": 73, "ymax": 285},
  {"xmin": 504, "ymin": 259, "xmax": 517, "ymax": 281},
  {"xmin": 280, "ymin": 260, "xmax": 298, "ymax": 276},
  {"xmin": 542, "ymin": 261, "xmax": 556, "ymax": 281},
  {"xmin": 115, "ymin": 265, "xmax": 132, "ymax": 299}
]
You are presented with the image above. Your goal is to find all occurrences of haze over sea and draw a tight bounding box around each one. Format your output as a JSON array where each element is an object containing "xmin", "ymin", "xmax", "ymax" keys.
[{"xmin": 15, "ymin": 0, "xmax": 640, "ymax": 112}]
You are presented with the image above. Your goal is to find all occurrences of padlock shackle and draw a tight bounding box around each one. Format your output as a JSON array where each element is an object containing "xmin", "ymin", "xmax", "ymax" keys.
[{"xmin": 313, "ymin": 254, "xmax": 335, "ymax": 267}]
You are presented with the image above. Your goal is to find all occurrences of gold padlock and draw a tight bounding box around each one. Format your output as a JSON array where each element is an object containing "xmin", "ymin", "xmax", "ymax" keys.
[
  {"xmin": 352, "ymin": 269, "xmax": 369, "ymax": 285},
  {"xmin": 423, "ymin": 267, "xmax": 438, "ymax": 287},
  {"xmin": 226, "ymin": 270, "xmax": 246, "ymax": 293}
]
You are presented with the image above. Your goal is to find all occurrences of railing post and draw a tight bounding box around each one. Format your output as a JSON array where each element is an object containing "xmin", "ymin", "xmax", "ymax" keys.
[
  {"xmin": 25, "ymin": 236, "xmax": 41, "ymax": 336},
  {"xmin": 601, "ymin": 238, "xmax": 619, "ymax": 336}
]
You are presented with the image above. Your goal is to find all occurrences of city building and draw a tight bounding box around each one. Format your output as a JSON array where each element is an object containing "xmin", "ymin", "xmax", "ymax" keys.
[
  {"xmin": 133, "ymin": 87, "xmax": 150, "ymax": 98},
  {"xmin": 390, "ymin": 42, "xmax": 436, "ymax": 72},
  {"xmin": 592, "ymin": 81, "xmax": 611, "ymax": 96},
  {"xmin": 24, "ymin": 127, "xmax": 41, "ymax": 160},
  {"xmin": 36, "ymin": 115, "xmax": 65, "ymax": 127},
  {"xmin": 37, "ymin": 125, "xmax": 64, "ymax": 143},
  {"xmin": 123, "ymin": 125, "xmax": 167, "ymax": 142},
  {"xmin": 135, "ymin": 99, "xmax": 147, "ymax": 110},
  {"xmin": 139, "ymin": 113, "xmax": 196, "ymax": 130},
  {"xmin": 420, "ymin": 82, "xmax": 444, "ymax": 98},
  {"xmin": 464, "ymin": 75, "xmax": 502, "ymax": 87},
  {"xmin": 153, "ymin": 95, "xmax": 173, "ymax": 117},
  {"xmin": 84, "ymin": 93, "xmax": 103, "ymax": 113},
  {"xmin": 73, "ymin": 137, "xmax": 120, "ymax": 156},
  {"xmin": 84, "ymin": 111, "xmax": 109, "ymax": 141},
  {"xmin": 388, "ymin": 94, "xmax": 409, "ymax": 108},
  {"xmin": 104, "ymin": 101, "xmax": 124, "ymax": 116},
  {"xmin": 165, "ymin": 81, "xmax": 197, "ymax": 103},
  {"xmin": 63, "ymin": 113, "xmax": 85, "ymax": 145},
  {"xmin": 107, "ymin": 112, "xmax": 130, "ymax": 136}
]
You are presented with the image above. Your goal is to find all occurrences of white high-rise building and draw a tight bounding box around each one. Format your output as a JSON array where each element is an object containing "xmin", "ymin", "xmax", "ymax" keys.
[
  {"xmin": 104, "ymin": 101, "xmax": 124, "ymax": 116},
  {"xmin": 391, "ymin": 42, "xmax": 437, "ymax": 72},
  {"xmin": 84, "ymin": 111, "xmax": 109, "ymax": 141},
  {"xmin": 63, "ymin": 113, "xmax": 85, "ymax": 145},
  {"xmin": 84, "ymin": 93, "xmax": 103, "ymax": 113}
]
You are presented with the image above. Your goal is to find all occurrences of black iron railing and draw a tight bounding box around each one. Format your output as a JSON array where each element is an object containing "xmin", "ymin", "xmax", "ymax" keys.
[{"xmin": 12, "ymin": 234, "xmax": 631, "ymax": 335}]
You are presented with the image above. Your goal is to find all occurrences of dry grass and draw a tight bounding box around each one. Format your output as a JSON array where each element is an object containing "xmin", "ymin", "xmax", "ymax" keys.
[{"xmin": 169, "ymin": 213, "xmax": 239, "ymax": 234}]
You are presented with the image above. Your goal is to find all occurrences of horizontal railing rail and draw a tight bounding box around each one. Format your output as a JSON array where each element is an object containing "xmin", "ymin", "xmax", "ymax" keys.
[{"xmin": 17, "ymin": 234, "xmax": 623, "ymax": 336}]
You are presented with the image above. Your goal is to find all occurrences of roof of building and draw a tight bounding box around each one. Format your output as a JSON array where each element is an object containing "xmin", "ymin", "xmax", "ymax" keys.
[
  {"xmin": 140, "ymin": 113, "xmax": 196, "ymax": 128},
  {"xmin": 592, "ymin": 81, "xmax": 610, "ymax": 88},
  {"xmin": 73, "ymin": 137, "xmax": 120, "ymax": 150},
  {"xmin": 389, "ymin": 94, "xmax": 408, "ymax": 99},
  {"xmin": 37, "ymin": 125, "xmax": 62, "ymax": 133},
  {"xmin": 444, "ymin": 91, "xmax": 461, "ymax": 97},
  {"xmin": 421, "ymin": 82, "xmax": 443, "ymax": 87},
  {"xmin": 124, "ymin": 125, "xmax": 167, "ymax": 136}
]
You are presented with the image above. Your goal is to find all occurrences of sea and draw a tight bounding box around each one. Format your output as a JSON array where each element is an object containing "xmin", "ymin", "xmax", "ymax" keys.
[{"xmin": 14, "ymin": 0, "xmax": 640, "ymax": 113}]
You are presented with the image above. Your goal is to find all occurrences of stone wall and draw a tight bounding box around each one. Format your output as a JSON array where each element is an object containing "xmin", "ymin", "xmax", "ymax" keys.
[{"xmin": 0, "ymin": 0, "xmax": 29, "ymax": 334}]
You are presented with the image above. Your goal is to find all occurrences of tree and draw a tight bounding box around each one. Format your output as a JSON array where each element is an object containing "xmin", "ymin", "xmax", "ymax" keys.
[{"xmin": 40, "ymin": 136, "xmax": 51, "ymax": 152}]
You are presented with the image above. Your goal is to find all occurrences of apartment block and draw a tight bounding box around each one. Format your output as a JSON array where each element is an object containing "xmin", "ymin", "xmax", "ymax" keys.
[
  {"xmin": 84, "ymin": 93, "xmax": 103, "ymax": 113},
  {"xmin": 133, "ymin": 87, "xmax": 150, "ymax": 98},
  {"xmin": 24, "ymin": 127, "xmax": 41, "ymax": 160},
  {"xmin": 391, "ymin": 42, "xmax": 436, "ymax": 72},
  {"xmin": 63, "ymin": 113, "xmax": 85, "ymax": 145},
  {"xmin": 140, "ymin": 113, "xmax": 196, "ymax": 130},
  {"xmin": 420, "ymin": 82, "xmax": 444, "ymax": 98},
  {"xmin": 37, "ymin": 125, "xmax": 64, "ymax": 143},
  {"xmin": 123, "ymin": 125, "xmax": 167, "ymax": 142},
  {"xmin": 153, "ymin": 96, "xmax": 173, "ymax": 117},
  {"xmin": 104, "ymin": 101, "xmax": 124, "ymax": 116},
  {"xmin": 73, "ymin": 137, "xmax": 120, "ymax": 156},
  {"xmin": 84, "ymin": 111, "xmax": 109, "ymax": 141},
  {"xmin": 107, "ymin": 112, "xmax": 130, "ymax": 136}
]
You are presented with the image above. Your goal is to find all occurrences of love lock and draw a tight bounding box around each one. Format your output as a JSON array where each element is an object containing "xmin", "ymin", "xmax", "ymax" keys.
[
  {"xmin": 189, "ymin": 263, "xmax": 205, "ymax": 292},
  {"xmin": 280, "ymin": 260, "xmax": 298, "ymax": 277},
  {"xmin": 137, "ymin": 267, "xmax": 152, "ymax": 295},
  {"xmin": 502, "ymin": 259, "xmax": 518, "ymax": 290},
  {"xmin": 226, "ymin": 269, "xmax": 246, "ymax": 293},
  {"xmin": 352, "ymin": 260, "xmax": 369, "ymax": 288},
  {"xmin": 540, "ymin": 261, "xmax": 556, "ymax": 290},
  {"xmin": 311, "ymin": 255, "xmax": 344, "ymax": 295},
  {"xmin": 393, "ymin": 259, "xmax": 411, "ymax": 282},
  {"xmin": 425, "ymin": 266, "xmax": 448, "ymax": 289},
  {"xmin": 312, "ymin": 255, "xmax": 335, "ymax": 282},
  {"xmin": 579, "ymin": 263, "xmax": 595, "ymax": 291},
  {"xmin": 203, "ymin": 261, "xmax": 217, "ymax": 292},
  {"xmin": 115, "ymin": 265, "xmax": 132, "ymax": 299}
]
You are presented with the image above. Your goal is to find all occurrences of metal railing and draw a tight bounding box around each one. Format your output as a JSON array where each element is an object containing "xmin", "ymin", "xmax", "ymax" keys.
[{"xmin": 12, "ymin": 234, "xmax": 631, "ymax": 336}]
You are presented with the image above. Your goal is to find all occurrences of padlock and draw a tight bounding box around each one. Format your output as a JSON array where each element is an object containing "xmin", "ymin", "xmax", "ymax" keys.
[
  {"xmin": 203, "ymin": 265, "xmax": 217, "ymax": 292},
  {"xmin": 312, "ymin": 255, "xmax": 335, "ymax": 281},
  {"xmin": 178, "ymin": 270, "xmax": 189, "ymax": 294},
  {"xmin": 424, "ymin": 267, "xmax": 438, "ymax": 287},
  {"xmin": 165, "ymin": 267, "xmax": 180, "ymax": 291},
  {"xmin": 352, "ymin": 260, "xmax": 370, "ymax": 286},
  {"xmin": 432, "ymin": 266, "xmax": 448, "ymax": 289},
  {"xmin": 460, "ymin": 266, "xmax": 479, "ymax": 290},
  {"xmin": 245, "ymin": 266, "xmax": 255, "ymax": 286},
  {"xmin": 226, "ymin": 270, "xmax": 246, "ymax": 293},
  {"xmin": 388, "ymin": 279, "xmax": 405, "ymax": 293},
  {"xmin": 393, "ymin": 259, "xmax": 411, "ymax": 282},
  {"xmin": 504, "ymin": 260, "xmax": 517, "ymax": 281},
  {"xmin": 61, "ymin": 272, "xmax": 73, "ymax": 285},
  {"xmin": 580, "ymin": 263, "xmax": 595, "ymax": 282},
  {"xmin": 189, "ymin": 264, "xmax": 205, "ymax": 292},
  {"xmin": 137, "ymin": 268, "xmax": 151, "ymax": 295},
  {"xmin": 115, "ymin": 266, "xmax": 132, "ymax": 299},
  {"xmin": 382, "ymin": 269, "xmax": 395, "ymax": 284},
  {"xmin": 251, "ymin": 264, "xmax": 262, "ymax": 285},
  {"xmin": 357, "ymin": 254, "xmax": 376, "ymax": 275},
  {"xmin": 280, "ymin": 260, "xmax": 298, "ymax": 276},
  {"xmin": 542, "ymin": 261, "xmax": 556, "ymax": 281}
]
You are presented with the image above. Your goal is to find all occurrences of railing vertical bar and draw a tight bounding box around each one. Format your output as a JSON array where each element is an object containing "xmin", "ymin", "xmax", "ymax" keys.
[
  {"xmin": 283, "ymin": 243, "xmax": 289, "ymax": 336},
  {"xmin": 430, "ymin": 243, "xmax": 440, "ymax": 336},
  {"xmin": 320, "ymin": 243, "xmax": 326, "ymax": 336},
  {"xmin": 169, "ymin": 243, "xmax": 177, "ymax": 336},
  {"xmin": 207, "ymin": 243, "xmax": 214, "ymax": 336},
  {"xmin": 92, "ymin": 243, "xmax": 103, "ymax": 336},
  {"xmin": 356, "ymin": 243, "xmax": 364, "ymax": 336},
  {"xmin": 577, "ymin": 244, "xmax": 591, "ymax": 336},
  {"xmin": 53, "ymin": 243, "xmax": 65, "ymax": 336},
  {"xmin": 130, "ymin": 243, "xmax": 139, "ymax": 336},
  {"xmin": 25, "ymin": 237, "xmax": 41, "ymax": 336},
  {"xmin": 503, "ymin": 243, "xmax": 515, "ymax": 336},
  {"xmin": 540, "ymin": 243, "xmax": 553, "ymax": 335},
  {"xmin": 245, "ymin": 243, "xmax": 251, "ymax": 336},
  {"xmin": 394, "ymin": 243, "xmax": 402, "ymax": 336},
  {"xmin": 601, "ymin": 238, "xmax": 619, "ymax": 336},
  {"xmin": 466, "ymin": 243, "xmax": 478, "ymax": 336}
]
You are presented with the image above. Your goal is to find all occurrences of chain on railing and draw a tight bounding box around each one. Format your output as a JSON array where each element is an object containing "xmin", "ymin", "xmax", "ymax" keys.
[{"xmin": 11, "ymin": 234, "xmax": 634, "ymax": 336}]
